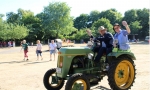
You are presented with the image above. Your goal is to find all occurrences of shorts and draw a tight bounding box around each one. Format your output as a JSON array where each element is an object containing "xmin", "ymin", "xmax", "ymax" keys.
[
  {"xmin": 50, "ymin": 50, "xmax": 56, "ymax": 54},
  {"xmin": 36, "ymin": 50, "xmax": 42, "ymax": 56}
]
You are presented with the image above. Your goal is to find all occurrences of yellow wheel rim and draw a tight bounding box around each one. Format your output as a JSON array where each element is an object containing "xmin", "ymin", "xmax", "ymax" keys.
[
  {"xmin": 115, "ymin": 60, "xmax": 135, "ymax": 89},
  {"xmin": 49, "ymin": 72, "xmax": 62, "ymax": 88},
  {"xmin": 72, "ymin": 79, "xmax": 87, "ymax": 90}
]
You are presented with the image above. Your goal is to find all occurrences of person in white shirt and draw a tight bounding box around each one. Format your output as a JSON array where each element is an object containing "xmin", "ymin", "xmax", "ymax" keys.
[
  {"xmin": 49, "ymin": 40, "xmax": 57, "ymax": 61},
  {"xmin": 36, "ymin": 40, "xmax": 43, "ymax": 60}
]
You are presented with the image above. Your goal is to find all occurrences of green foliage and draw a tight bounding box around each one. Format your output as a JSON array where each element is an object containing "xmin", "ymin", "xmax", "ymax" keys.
[
  {"xmin": 99, "ymin": 9, "xmax": 122, "ymax": 25},
  {"xmin": 124, "ymin": 8, "xmax": 149, "ymax": 38},
  {"xmin": 0, "ymin": 20, "xmax": 29, "ymax": 41},
  {"xmin": 87, "ymin": 10, "xmax": 100, "ymax": 28},
  {"xmin": 8, "ymin": 24, "xmax": 29, "ymax": 40},
  {"xmin": 0, "ymin": 18, "xmax": 3, "ymax": 30},
  {"xmin": 89, "ymin": 10, "xmax": 100, "ymax": 22},
  {"xmin": 0, "ymin": 14, "xmax": 4, "ymax": 18},
  {"xmin": 74, "ymin": 14, "xmax": 89, "ymax": 30},
  {"xmin": 123, "ymin": 9, "xmax": 138, "ymax": 24},
  {"xmin": 129, "ymin": 21, "xmax": 142, "ymax": 34},
  {"xmin": 73, "ymin": 9, "xmax": 123, "ymax": 31},
  {"xmin": 6, "ymin": 12, "xmax": 20, "ymax": 24},
  {"xmin": 0, "ymin": 2, "xmax": 149, "ymax": 41},
  {"xmin": 136, "ymin": 8, "xmax": 149, "ymax": 36},
  {"xmin": 92, "ymin": 18, "xmax": 114, "ymax": 34},
  {"xmin": 74, "ymin": 29, "xmax": 89, "ymax": 42},
  {"xmin": 42, "ymin": 2, "xmax": 75, "ymax": 38},
  {"xmin": 6, "ymin": 9, "xmax": 45, "ymax": 42}
]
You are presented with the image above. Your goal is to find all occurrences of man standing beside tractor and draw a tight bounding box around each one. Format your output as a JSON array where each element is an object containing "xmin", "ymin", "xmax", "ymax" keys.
[{"xmin": 86, "ymin": 26, "xmax": 114, "ymax": 70}]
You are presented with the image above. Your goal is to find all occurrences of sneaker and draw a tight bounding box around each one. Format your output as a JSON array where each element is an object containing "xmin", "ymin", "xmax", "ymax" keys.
[
  {"xmin": 49, "ymin": 59, "xmax": 52, "ymax": 61},
  {"xmin": 26, "ymin": 59, "xmax": 29, "ymax": 61}
]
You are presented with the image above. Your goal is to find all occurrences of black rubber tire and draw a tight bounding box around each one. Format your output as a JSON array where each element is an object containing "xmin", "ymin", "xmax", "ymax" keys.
[
  {"xmin": 43, "ymin": 68, "xmax": 64, "ymax": 90},
  {"xmin": 107, "ymin": 57, "xmax": 136, "ymax": 90},
  {"xmin": 65, "ymin": 73, "xmax": 90, "ymax": 90}
]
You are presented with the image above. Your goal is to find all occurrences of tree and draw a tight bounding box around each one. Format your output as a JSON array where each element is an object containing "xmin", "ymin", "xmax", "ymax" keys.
[
  {"xmin": 0, "ymin": 18, "xmax": 3, "ymax": 30},
  {"xmin": 6, "ymin": 12, "xmax": 20, "ymax": 24},
  {"xmin": 42, "ymin": 2, "xmax": 76, "ymax": 38},
  {"xmin": 74, "ymin": 14, "xmax": 89, "ymax": 30},
  {"xmin": 8, "ymin": 24, "xmax": 29, "ymax": 40},
  {"xmin": 18, "ymin": 9, "xmax": 45, "ymax": 42},
  {"xmin": 89, "ymin": 10, "xmax": 100, "ymax": 22},
  {"xmin": 74, "ymin": 29, "xmax": 89, "ymax": 42},
  {"xmin": 87, "ymin": 10, "xmax": 100, "ymax": 28},
  {"xmin": 0, "ymin": 23, "xmax": 29, "ymax": 41},
  {"xmin": 123, "ymin": 9, "xmax": 138, "ymax": 25},
  {"xmin": 137, "ymin": 8, "xmax": 149, "ymax": 37},
  {"xmin": 129, "ymin": 21, "xmax": 142, "ymax": 34},
  {"xmin": 92, "ymin": 18, "xmax": 114, "ymax": 35},
  {"xmin": 0, "ymin": 14, "xmax": 4, "ymax": 18},
  {"xmin": 99, "ymin": 9, "xmax": 122, "ymax": 25},
  {"xmin": 0, "ymin": 19, "xmax": 8, "ymax": 41}
]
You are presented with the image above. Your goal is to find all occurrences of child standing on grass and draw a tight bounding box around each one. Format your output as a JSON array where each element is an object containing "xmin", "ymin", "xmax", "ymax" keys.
[
  {"xmin": 21, "ymin": 40, "xmax": 29, "ymax": 61},
  {"xmin": 36, "ymin": 40, "xmax": 43, "ymax": 60}
]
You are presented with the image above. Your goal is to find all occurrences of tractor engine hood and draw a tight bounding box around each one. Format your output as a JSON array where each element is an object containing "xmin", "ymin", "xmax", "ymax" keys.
[{"xmin": 59, "ymin": 47, "xmax": 93, "ymax": 55}]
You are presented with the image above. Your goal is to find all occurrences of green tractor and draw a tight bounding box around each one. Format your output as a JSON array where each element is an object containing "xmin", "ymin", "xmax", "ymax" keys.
[{"xmin": 43, "ymin": 41, "xmax": 136, "ymax": 90}]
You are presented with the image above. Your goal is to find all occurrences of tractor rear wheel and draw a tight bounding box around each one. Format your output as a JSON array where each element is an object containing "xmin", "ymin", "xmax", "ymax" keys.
[
  {"xmin": 107, "ymin": 57, "xmax": 136, "ymax": 90},
  {"xmin": 43, "ymin": 68, "xmax": 64, "ymax": 90},
  {"xmin": 65, "ymin": 73, "xmax": 90, "ymax": 90}
]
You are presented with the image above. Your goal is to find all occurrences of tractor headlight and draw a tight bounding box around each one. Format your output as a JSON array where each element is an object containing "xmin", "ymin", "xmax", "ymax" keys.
[
  {"xmin": 58, "ymin": 56, "xmax": 63, "ymax": 68},
  {"xmin": 88, "ymin": 53, "xmax": 93, "ymax": 59}
]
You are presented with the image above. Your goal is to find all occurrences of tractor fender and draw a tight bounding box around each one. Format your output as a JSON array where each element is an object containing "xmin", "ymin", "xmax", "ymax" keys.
[{"xmin": 107, "ymin": 52, "xmax": 136, "ymax": 60}]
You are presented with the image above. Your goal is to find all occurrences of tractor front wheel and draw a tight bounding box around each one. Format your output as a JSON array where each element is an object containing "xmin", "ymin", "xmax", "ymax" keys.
[
  {"xmin": 108, "ymin": 57, "xmax": 136, "ymax": 90},
  {"xmin": 43, "ymin": 68, "xmax": 64, "ymax": 90},
  {"xmin": 65, "ymin": 73, "xmax": 90, "ymax": 90}
]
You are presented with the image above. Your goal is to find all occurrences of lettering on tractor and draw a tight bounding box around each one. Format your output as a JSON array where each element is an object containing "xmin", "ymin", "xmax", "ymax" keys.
[{"xmin": 43, "ymin": 40, "xmax": 136, "ymax": 90}]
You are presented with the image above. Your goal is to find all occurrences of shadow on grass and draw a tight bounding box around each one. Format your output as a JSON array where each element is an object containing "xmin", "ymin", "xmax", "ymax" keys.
[{"xmin": 91, "ymin": 86, "xmax": 111, "ymax": 90}]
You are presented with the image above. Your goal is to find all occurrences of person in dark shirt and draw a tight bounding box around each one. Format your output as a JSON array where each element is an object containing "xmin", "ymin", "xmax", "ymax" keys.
[
  {"xmin": 21, "ymin": 40, "xmax": 29, "ymax": 61},
  {"xmin": 86, "ymin": 26, "xmax": 114, "ymax": 65}
]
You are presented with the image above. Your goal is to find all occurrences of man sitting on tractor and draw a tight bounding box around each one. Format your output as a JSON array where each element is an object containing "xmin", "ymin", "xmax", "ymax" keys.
[
  {"xmin": 86, "ymin": 26, "xmax": 114, "ymax": 67},
  {"xmin": 113, "ymin": 21, "xmax": 131, "ymax": 50}
]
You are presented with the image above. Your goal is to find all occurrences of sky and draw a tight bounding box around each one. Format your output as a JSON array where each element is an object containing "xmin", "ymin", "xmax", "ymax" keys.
[{"xmin": 0, "ymin": 0, "xmax": 149, "ymax": 20}]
